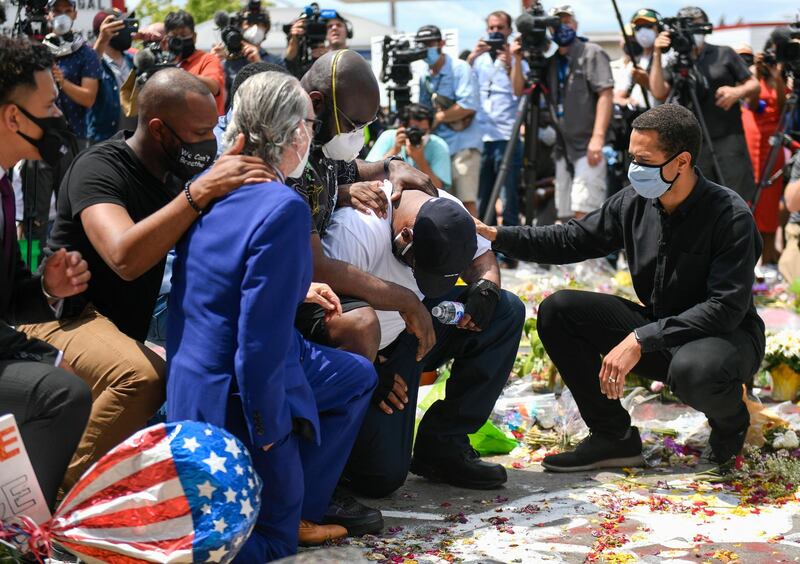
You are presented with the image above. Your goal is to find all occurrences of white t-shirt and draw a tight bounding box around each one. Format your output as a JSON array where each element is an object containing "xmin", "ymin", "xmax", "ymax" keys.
[{"xmin": 322, "ymin": 182, "xmax": 491, "ymax": 350}]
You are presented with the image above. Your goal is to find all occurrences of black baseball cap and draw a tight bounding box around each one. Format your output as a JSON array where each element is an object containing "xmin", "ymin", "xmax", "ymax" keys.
[
  {"xmin": 415, "ymin": 25, "xmax": 443, "ymax": 43},
  {"xmin": 411, "ymin": 198, "xmax": 477, "ymax": 298}
]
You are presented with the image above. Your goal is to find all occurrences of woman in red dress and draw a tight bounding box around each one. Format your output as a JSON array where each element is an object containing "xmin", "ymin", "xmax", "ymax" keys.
[{"xmin": 740, "ymin": 44, "xmax": 787, "ymax": 264}]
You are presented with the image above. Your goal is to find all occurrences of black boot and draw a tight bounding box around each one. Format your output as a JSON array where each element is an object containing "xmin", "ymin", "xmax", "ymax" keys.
[
  {"xmin": 542, "ymin": 427, "xmax": 644, "ymax": 472},
  {"xmin": 410, "ymin": 448, "xmax": 507, "ymax": 489},
  {"xmin": 708, "ymin": 404, "xmax": 749, "ymax": 465},
  {"xmin": 323, "ymin": 487, "xmax": 384, "ymax": 536}
]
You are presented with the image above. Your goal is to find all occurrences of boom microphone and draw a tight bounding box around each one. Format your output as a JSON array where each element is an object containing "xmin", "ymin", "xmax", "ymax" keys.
[
  {"xmin": 133, "ymin": 48, "xmax": 157, "ymax": 74},
  {"xmin": 214, "ymin": 10, "xmax": 230, "ymax": 29}
]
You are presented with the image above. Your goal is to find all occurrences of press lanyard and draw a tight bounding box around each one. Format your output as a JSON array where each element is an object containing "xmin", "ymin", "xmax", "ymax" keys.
[{"xmin": 556, "ymin": 55, "xmax": 569, "ymax": 118}]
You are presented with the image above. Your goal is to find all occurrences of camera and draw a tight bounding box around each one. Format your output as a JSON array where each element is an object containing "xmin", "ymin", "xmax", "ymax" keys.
[
  {"xmin": 766, "ymin": 24, "xmax": 800, "ymax": 74},
  {"xmin": 10, "ymin": 0, "xmax": 49, "ymax": 39},
  {"xmin": 215, "ymin": 3, "xmax": 267, "ymax": 57},
  {"xmin": 380, "ymin": 35, "xmax": 427, "ymax": 118},
  {"xmin": 485, "ymin": 31, "xmax": 507, "ymax": 56},
  {"xmin": 282, "ymin": 3, "xmax": 337, "ymax": 47},
  {"xmin": 515, "ymin": 2, "xmax": 559, "ymax": 77},
  {"xmin": 405, "ymin": 126, "xmax": 424, "ymax": 147},
  {"xmin": 660, "ymin": 16, "xmax": 713, "ymax": 55}
]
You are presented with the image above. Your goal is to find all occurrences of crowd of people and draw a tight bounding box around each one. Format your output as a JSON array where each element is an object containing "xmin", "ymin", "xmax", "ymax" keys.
[{"xmin": 0, "ymin": 1, "xmax": 796, "ymax": 561}]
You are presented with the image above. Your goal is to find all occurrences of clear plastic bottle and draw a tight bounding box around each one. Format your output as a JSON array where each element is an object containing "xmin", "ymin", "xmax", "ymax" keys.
[{"xmin": 431, "ymin": 301, "xmax": 465, "ymax": 325}]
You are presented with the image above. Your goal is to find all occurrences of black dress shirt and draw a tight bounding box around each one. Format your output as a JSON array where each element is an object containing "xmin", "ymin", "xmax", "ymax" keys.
[{"xmin": 493, "ymin": 170, "xmax": 765, "ymax": 356}]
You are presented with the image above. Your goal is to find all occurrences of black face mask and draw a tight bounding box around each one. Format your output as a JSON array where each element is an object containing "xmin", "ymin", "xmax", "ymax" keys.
[
  {"xmin": 160, "ymin": 121, "xmax": 216, "ymax": 182},
  {"xmin": 14, "ymin": 105, "xmax": 72, "ymax": 167},
  {"xmin": 168, "ymin": 36, "xmax": 195, "ymax": 59},
  {"xmin": 109, "ymin": 28, "xmax": 133, "ymax": 52}
]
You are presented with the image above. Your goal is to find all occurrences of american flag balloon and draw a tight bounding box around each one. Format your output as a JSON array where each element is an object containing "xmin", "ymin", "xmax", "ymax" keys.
[{"xmin": 49, "ymin": 421, "xmax": 262, "ymax": 563}]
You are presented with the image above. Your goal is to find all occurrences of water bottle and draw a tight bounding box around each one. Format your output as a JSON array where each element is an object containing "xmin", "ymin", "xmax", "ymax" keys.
[{"xmin": 431, "ymin": 301, "xmax": 465, "ymax": 325}]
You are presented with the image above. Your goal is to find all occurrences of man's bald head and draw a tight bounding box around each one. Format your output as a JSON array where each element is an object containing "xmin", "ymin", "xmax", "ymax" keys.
[
  {"xmin": 137, "ymin": 67, "xmax": 214, "ymax": 125},
  {"xmin": 302, "ymin": 49, "xmax": 379, "ymax": 143}
]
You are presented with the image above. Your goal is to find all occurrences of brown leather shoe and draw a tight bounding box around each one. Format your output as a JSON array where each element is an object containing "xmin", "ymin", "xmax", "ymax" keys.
[{"xmin": 298, "ymin": 520, "xmax": 348, "ymax": 546}]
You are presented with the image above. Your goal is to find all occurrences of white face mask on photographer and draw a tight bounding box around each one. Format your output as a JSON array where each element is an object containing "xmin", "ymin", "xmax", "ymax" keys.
[
  {"xmin": 635, "ymin": 28, "xmax": 657, "ymax": 49},
  {"xmin": 321, "ymin": 49, "xmax": 367, "ymax": 163},
  {"xmin": 243, "ymin": 25, "xmax": 266, "ymax": 46},
  {"xmin": 693, "ymin": 34, "xmax": 706, "ymax": 48},
  {"xmin": 52, "ymin": 14, "xmax": 73, "ymax": 36}
]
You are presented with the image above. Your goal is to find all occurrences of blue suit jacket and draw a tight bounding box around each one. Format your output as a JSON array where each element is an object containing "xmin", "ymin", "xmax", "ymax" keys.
[{"xmin": 166, "ymin": 181, "xmax": 319, "ymax": 448}]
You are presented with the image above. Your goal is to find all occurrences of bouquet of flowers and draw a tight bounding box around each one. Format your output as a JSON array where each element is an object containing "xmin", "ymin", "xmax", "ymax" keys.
[{"xmin": 763, "ymin": 331, "xmax": 800, "ymax": 401}]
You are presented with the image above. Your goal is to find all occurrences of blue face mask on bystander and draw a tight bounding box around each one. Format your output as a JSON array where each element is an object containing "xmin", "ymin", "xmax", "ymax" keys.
[
  {"xmin": 552, "ymin": 24, "xmax": 577, "ymax": 46},
  {"xmin": 627, "ymin": 151, "xmax": 683, "ymax": 199},
  {"xmin": 425, "ymin": 46, "xmax": 440, "ymax": 66}
]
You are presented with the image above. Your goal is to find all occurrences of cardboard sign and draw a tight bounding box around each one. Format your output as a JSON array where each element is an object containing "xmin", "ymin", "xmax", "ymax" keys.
[{"xmin": 0, "ymin": 414, "xmax": 51, "ymax": 525}]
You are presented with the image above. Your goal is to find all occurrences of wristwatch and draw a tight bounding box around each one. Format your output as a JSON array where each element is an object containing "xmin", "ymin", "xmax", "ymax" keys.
[{"xmin": 383, "ymin": 155, "xmax": 403, "ymax": 176}]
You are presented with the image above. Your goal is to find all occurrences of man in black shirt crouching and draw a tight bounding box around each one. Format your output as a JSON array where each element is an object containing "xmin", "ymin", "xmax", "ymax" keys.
[
  {"xmin": 18, "ymin": 67, "xmax": 272, "ymax": 490},
  {"xmin": 475, "ymin": 104, "xmax": 765, "ymax": 471}
]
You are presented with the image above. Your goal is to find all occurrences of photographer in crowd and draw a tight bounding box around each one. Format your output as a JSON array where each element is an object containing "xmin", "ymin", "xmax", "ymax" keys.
[
  {"xmin": 88, "ymin": 10, "xmax": 137, "ymax": 142},
  {"xmin": 45, "ymin": 0, "xmax": 101, "ymax": 146},
  {"xmin": 285, "ymin": 9, "xmax": 350, "ymax": 79},
  {"xmin": 416, "ymin": 25, "xmax": 483, "ymax": 216},
  {"xmin": 476, "ymin": 104, "xmax": 764, "ymax": 471},
  {"xmin": 211, "ymin": 3, "xmax": 285, "ymax": 109},
  {"xmin": 162, "ymin": 10, "xmax": 226, "ymax": 115},
  {"xmin": 18, "ymin": 68, "xmax": 271, "ymax": 490},
  {"xmin": 738, "ymin": 42, "xmax": 786, "ymax": 264},
  {"xmin": 546, "ymin": 5, "xmax": 614, "ymax": 220},
  {"xmin": 649, "ymin": 6, "xmax": 760, "ymax": 201},
  {"xmin": 366, "ymin": 103, "xmax": 451, "ymax": 190},
  {"xmin": 0, "ymin": 34, "xmax": 92, "ymax": 510},
  {"xmin": 470, "ymin": 11, "xmax": 526, "ymax": 235},
  {"xmin": 614, "ymin": 9, "xmax": 662, "ymax": 110}
]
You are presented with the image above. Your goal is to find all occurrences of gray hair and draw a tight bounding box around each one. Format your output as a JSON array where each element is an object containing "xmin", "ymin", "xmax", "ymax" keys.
[{"xmin": 222, "ymin": 71, "xmax": 307, "ymax": 168}]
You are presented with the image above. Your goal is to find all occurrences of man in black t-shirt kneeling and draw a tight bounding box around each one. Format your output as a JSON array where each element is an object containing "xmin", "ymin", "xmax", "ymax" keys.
[{"xmin": 18, "ymin": 67, "xmax": 272, "ymax": 491}]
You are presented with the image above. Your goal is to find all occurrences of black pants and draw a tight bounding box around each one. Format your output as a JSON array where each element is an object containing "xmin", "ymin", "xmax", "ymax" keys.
[
  {"xmin": 698, "ymin": 133, "xmax": 756, "ymax": 202},
  {"xmin": 0, "ymin": 360, "xmax": 91, "ymax": 509},
  {"xmin": 345, "ymin": 288, "xmax": 525, "ymax": 498},
  {"xmin": 537, "ymin": 290, "xmax": 761, "ymax": 439}
]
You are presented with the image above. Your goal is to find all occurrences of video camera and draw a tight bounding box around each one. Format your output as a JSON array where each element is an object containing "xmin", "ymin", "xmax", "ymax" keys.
[
  {"xmin": 660, "ymin": 16, "xmax": 713, "ymax": 55},
  {"xmin": 282, "ymin": 3, "xmax": 343, "ymax": 67},
  {"xmin": 515, "ymin": 2, "xmax": 559, "ymax": 77},
  {"xmin": 10, "ymin": 0, "xmax": 49, "ymax": 39},
  {"xmin": 765, "ymin": 24, "xmax": 800, "ymax": 75},
  {"xmin": 214, "ymin": 1, "xmax": 267, "ymax": 57},
  {"xmin": 133, "ymin": 40, "xmax": 175, "ymax": 83},
  {"xmin": 379, "ymin": 35, "xmax": 427, "ymax": 118}
]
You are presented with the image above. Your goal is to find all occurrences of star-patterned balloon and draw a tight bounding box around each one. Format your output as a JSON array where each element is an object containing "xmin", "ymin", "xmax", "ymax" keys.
[{"xmin": 43, "ymin": 421, "xmax": 262, "ymax": 563}]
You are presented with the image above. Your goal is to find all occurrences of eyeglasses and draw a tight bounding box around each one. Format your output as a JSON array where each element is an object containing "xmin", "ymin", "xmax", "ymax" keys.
[
  {"xmin": 304, "ymin": 118, "xmax": 323, "ymax": 136},
  {"xmin": 393, "ymin": 229, "xmax": 415, "ymax": 267},
  {"xmin": 335, "ymin": 106, "xmax": 377, "ymax": 134}
]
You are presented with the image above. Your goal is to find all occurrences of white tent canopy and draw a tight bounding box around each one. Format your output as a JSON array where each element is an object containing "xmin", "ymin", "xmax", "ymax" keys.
[{"xmin": 194, "ymin": 5, "xmax": 396, "ymax": 56}]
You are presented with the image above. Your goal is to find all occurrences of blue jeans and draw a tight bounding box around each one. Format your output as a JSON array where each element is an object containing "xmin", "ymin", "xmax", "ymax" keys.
[{"xmin": 478, "ymin": 139, "xmax": 523, "ymax": 226}]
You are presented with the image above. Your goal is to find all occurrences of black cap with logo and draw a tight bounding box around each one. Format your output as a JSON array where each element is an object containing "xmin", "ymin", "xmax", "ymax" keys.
[
  {"xmin": 415, "ymin": 25, "xmax": 443, "ymax": 43},
  {"xmin": 411, "ymin": 198, "xmax": 477, "ymax": 298}
]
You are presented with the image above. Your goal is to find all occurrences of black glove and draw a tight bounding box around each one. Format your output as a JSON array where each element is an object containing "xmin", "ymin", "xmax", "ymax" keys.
[{"xmin": 462, "ymin": 279, "xmax": 501, "ymax": 329}]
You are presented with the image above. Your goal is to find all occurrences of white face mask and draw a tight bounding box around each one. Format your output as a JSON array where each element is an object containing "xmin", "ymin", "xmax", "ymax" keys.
[
  {"xmin": 243, "ymin": 26, "xmax": 266, "ymax": 46},
  {"xmin": 288, "ymin": 124, "xmax": 311, "ymax": 179},
  {"xmin": 321, "ymin": 130, "xmax": 364, "ymax": 163},
  {"xmin": 52, "ymin": 14, "xmax": 73, "ymax": 36},
  {"xmin": 693, "ymin": 34, "xmax": 705, "ymax": 48},
  {"xmin": 634, "ymin": 28, "xmax": 656, "ymax": 49}
]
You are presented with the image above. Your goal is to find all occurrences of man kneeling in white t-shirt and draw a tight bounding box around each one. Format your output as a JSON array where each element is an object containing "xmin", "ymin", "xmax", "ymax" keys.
[{"xmin": 323, "ymin": 181, "xmax": 526, "ymax": 496}]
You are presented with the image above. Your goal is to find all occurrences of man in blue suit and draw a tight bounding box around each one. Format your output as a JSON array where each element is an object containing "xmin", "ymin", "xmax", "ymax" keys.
[{"xmin": 166, "ymin": 71, "xmax": 376, "ymax": 561}]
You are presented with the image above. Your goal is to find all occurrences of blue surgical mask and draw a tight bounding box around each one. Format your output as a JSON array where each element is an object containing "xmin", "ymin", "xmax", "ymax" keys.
[
  {"xmin": 553, "ymin": 24, "xmax": 577, "ymax": 47},
  {"xmin": 627, "ymin": 152, "xmax": 682, "ymax": 199},
  {"xmin": 425, "ymin": 46, "xmax": 440, "ymax": 66}
]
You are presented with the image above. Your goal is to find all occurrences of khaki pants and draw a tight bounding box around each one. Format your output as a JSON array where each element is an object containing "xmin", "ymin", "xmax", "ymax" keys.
[
  {"xmin": 451, "ymin": 148, "xmax": 481, "ymax": 204},
  {"xmin": 779, "ymin": 223, "xmax": 800, "ymax": 284},
  {"xmin": 19, "ymin": 305, "xmax": 165, "ymax": 489}
]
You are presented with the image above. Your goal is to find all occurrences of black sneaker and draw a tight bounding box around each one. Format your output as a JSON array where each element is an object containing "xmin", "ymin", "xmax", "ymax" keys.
[
  {"xmin": 708, "ymin": 406, "xmax": 749, "ymax": 465},
  {"xmin": 410, "ymin": 448, "xmax": 508, "ymax": 489},
  {"xmin": 323, "ymin": 488, "xmax": 384, "ymax": 537},
  {"xmin": 50, "ymin": 543, "xmax": 80, "ymax": 563},
  {"xmin": 542, "ymin": 427, "xmax": 645, "ymax": 473}
]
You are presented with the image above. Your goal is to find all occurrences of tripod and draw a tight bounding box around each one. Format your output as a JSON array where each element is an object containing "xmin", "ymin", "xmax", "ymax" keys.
[
  {"xmin": 481, "ymin": 57, "xmax": 565, "ymax": 225},
  {"xmin": 665, "ymin": 54, "xmax": 727, "ymax": 186},
  {"xmin": 750, "ymin": 82, "xmax": 799, "ymax": 212}
]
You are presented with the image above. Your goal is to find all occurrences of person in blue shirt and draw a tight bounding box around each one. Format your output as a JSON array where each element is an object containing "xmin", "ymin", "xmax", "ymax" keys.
[
  {"xmin": 366, "ymin": 104, "xmax": 451, "ymax": 190},
  {"xmin": 469, "ymin": 11, "xmax": 527, "ymax": 233},
  {"xmin": 415, "ymin": 25, "xmax": 483, "ymax": 216},
  {"xmin": 167, "ymin": 71, "xmax": 377, "ymax": 561},
  {"xmin": 45, "ymin": 0, "xmax": 101, "ymax": 145}
]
